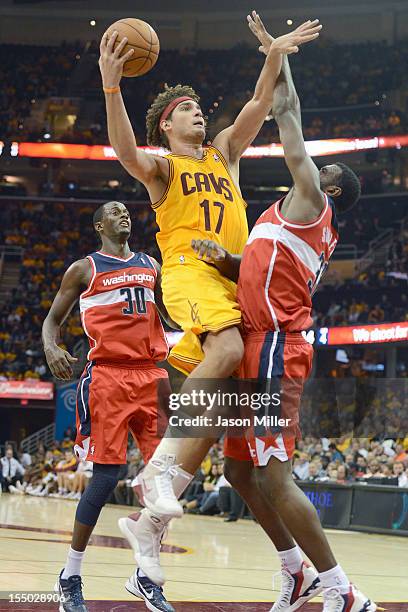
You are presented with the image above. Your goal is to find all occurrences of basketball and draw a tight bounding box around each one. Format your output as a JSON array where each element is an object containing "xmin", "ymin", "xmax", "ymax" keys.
[{"xmin": 104, "ymin": 18, "xmax": 159, "ymax": 77}]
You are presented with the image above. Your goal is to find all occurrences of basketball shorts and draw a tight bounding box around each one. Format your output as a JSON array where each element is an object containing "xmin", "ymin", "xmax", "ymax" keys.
[
  {"xmin": 224, "ymin": 331, "xmax": 313, "ymax": 467},
  {"xmin": 74, "ymin": 361, "xmax": 170, "ymax": 465},
  {"xmin": 161, "ymin": 259, "xmax": 241, "ymax": 375}
]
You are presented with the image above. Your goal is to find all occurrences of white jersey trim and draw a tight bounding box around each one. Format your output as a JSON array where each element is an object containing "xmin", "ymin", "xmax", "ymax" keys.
[
  {"xmin": 264, "ymin": 234, "xmax": 281, "ymax": 332},
  {"xmin": 96, "ymin": 250, "xmax": 135, "ymax": 262},
  {"xmin": 80, "ymin": 287, "xmax": 155, "ymax": 313},
  {"xmin": 80, "ymin": 256, "xmax": 97, "ymax": 299},
  {"xmin": 247, "ymin": 222, "xmax": 321, "ymax": 274},
  {"xmin": 275, "ymin": 193, "xmax": 328, "ymax": 229}
]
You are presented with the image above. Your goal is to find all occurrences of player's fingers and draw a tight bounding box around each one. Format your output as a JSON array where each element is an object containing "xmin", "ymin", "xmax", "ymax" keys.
[
  {"xmin": 255, "ymin": 12, "xmax": 266, "ymax": 30},
  {"xmin": 120, "ymin": 48, "xmax": 135, "ymax": 63},
  {"xmin": 247, "ymin": 15, "xmax": 256, "ymax": 30},
  {"xmin": 65, "ymin": 352, "xmax": 78, "ymax": 363},
  {"xmin": 107, "ymin": 31, "xmax": 118, "ymax": 51},
  {"xmin": 296, "ymin": 19, "xmax": 319, "ymax": 32},
  {"xmin": 113, "ymin": 36, "xmax": 128, "ymax": 57},
  {"xmin": 297, "ymin": 32, "xmax": 320, "ymax": 44},
  {"xmin": 191, "ymin": 239, "xmax": 201, "ymax": 252},
  {"xmin": 100, "ymin": 31, "xmax": 109, "ymax": 52},
  {"xmin": 198, "ymin": 240, "xmax": 210, "ymax": 258}
]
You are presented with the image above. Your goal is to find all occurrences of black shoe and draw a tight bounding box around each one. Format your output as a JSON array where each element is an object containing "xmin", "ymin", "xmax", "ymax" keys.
[
  {"xmin": 224, "ymin": 516, "xmax": 238, "ymax": 522},
  {"xmin": 55, "ymin": 569, "xmax": 89, "ymax": 611},
  {"xmin": 126, "ymin": 569, "xmax": 175, "ymax": 611}
]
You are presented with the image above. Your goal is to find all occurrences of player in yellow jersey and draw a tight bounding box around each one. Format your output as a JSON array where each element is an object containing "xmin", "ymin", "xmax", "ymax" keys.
[
  {"xmin": 98, "ymin": 18, "xmax": 321, "ymax": 595},
  {"xmin": 99, "ymin": 20, "xmax": 320, "ymax": 382}
]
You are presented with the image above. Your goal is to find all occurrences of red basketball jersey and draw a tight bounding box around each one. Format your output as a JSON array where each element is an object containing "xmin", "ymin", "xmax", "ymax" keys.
[
  {"xmin": 238, "ymin": 194, "xmax": 339, "ymax": 333},
  {"xmin": 79, "ymin": 251, "xmax": 168, "ymax": 362}
]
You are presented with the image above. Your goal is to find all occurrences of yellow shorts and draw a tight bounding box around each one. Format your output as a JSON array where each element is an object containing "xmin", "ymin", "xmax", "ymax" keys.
[{"xmin": 161, "ymin": 259, "xmax": 241, "ymax": 375}]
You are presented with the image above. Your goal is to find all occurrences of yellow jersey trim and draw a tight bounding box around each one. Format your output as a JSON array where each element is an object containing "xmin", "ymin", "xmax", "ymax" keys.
[
  {"xmin": 210, "ymin": 145, "xmax": 248, "ymax": 209},
  {"xmin": 151, "ymin": 157, "xmax": 174, "ymax": 210}
]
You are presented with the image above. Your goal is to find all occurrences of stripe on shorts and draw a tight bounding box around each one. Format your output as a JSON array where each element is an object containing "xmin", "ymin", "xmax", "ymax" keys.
[{"xmin": 76, "ymin": 362, "xmax": 94, "ymax": 436}]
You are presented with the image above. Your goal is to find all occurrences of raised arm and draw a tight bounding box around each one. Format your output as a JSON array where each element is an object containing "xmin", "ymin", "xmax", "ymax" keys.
[
  {"xmin": 248, "ymin": 13, "xmax": 324, "ymax": 218},
  {"xmin": 149, "ymin": 258, "xmax": 181, "ymax": 330},
  {"xmin": 99, "ymin": 31, "xmax": 169, "ymax": 198},
  {"xmin": 42, "ymin": 259, "xmax": 90, "ymax": 380},
  {"xmin": 213, "ymin": 19, "xmax": 322, "ymax": 167}
]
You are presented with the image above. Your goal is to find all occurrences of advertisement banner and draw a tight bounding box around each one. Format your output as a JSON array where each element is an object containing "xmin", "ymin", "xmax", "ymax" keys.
[
  {"xmin": 298, "ymin": 482, "xmax": 353, "ymax": 529},
  {"xmin": 351, "ymin": 486, "xmax": 408, "ymax": 534},
  {"xmin": 55, "ymin": 381, "xmax": 77, "ymax": 440},
  {"xmin": 317, "ymin": 321, "xmax": 408, "ymax": 346},
  {"xmin": 0, "ymin": 380, "xmax": 54, "ymax": 400},
  {"xmin": 8, "ymin": 134, "xmax": 408, "ymax": 161}
]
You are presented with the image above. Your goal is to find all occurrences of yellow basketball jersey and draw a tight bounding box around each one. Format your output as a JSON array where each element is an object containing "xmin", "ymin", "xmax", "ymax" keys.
[{"xmin": 152, "ymin": 146, "xmax": 248, "ymax": 267}]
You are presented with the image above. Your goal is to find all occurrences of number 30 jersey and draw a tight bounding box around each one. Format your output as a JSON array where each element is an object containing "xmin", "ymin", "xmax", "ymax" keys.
[
  {"xmin": 79, "ymin": 251, "xmax": 168, "ymax": 362},
  {"xmin": 238, "ymin": 194, "xmax": 339, "ymax": 334},
  {"xmin": 152, "ymin": 146, "xmax": 248, "ymax": 268}
]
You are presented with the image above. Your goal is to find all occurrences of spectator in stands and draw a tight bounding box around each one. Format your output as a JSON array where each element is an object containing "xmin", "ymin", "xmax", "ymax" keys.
[
  {"xmin": 113, "ymin": 450, "xmax": 143, "ymax": 506},
  {"xmin": 293, "ymin": 452, "xmax": 310, "ymax": 480},
  {"xmin": 393, "ymin": 462, "xmax": 408, "ymax": 488},
  {"xmin": 303, "ymin": 462, "xmax": 321, "ymax": 482},
  {"xmin": 336, "ymin": 465, "xmax": 351, "ymax": 484},
  {"xmin": 1, "ymin": 446, "xmax": 25, "ymax": 492},
  {"xmin": 65, "ymin": 460, "xmax": 93, "ymax": 500},
  {"xmin": 218, "ymin": 479, "xmax": 246, "ymax": 522},
  {"xmin": 54, "ymin": 449, "xmax": 77, "ymax": 497},
  {"xmin": 18, "ymin": 445, "xmax": 32, "ymax": 469}
]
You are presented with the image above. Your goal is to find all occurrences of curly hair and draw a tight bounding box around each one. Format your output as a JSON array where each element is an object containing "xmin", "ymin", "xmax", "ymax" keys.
[
  {"xmin": 146, "ymin": 84, "xmax": 200, "ymax": 148},
  {"xmin": 334, "ymin": 162, "xmax": 362, "ymax": 213}
]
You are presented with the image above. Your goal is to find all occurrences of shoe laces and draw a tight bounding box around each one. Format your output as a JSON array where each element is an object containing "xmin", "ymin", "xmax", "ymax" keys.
[
  {"xmin": 322, "ymin": 587, "xmax": 344, "ymax": 612},
  {"xmin": 155, "ymin": 465, "xmax": 179, "ymax": 499},
  {"xmin": 271, "ymin": 569, "xmax": 292, "ymax": 608},
  {"xmin": 65, "ymin": 576, "xmax": 85, "ymax": 606}
]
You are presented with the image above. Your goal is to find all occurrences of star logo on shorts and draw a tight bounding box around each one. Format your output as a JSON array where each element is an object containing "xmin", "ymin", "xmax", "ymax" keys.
[{"xmin": 188, "ymin": 300, "xmax": 202, "ymax": 325}]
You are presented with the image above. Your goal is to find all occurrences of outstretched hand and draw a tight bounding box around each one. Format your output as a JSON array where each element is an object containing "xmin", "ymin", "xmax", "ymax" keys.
[
  {"xmin": 99, "ymin": 30, "xmax": 135, "ymax": 89},
  {"xmin": 248, "ymin": 12, "xmax": 322, "ymax": 56},
  {"xmin": 191, "ymin": 239, "xmax": 227, "ymax": 263},
  {"xmin": 247, "ymin": 11, "xmax": 274, "ymax": 55}
]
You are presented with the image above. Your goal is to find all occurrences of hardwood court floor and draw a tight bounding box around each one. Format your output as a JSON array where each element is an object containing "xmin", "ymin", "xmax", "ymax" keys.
[{"xmin": 0, "ymin": 495, "xmax": 407, "ymax": 610}]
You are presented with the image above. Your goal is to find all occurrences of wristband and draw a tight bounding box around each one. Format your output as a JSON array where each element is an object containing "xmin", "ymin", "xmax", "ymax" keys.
[{"xmin": 103, "ymin": 86, "xmax": 121, "ymax": 94}]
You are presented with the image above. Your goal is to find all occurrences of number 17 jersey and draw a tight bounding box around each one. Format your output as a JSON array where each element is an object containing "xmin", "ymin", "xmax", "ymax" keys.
[
  {"xmin": 79, "ymin": 251, "xmax": 168, "ymax": 363},
  {"xmin": 152, "ymin": 146, "xmax": 248, "ymax": 267}
]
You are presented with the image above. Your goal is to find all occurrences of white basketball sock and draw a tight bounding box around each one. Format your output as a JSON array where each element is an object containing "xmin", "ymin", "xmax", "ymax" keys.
[
  {"xmin": 61, "ymin": 547, "xmax": 85, "ymax": 579},
  {"xmin": 319, "ymin": 564, "xmax": 349, "ymax": 594},
  {"xmin": 277, "ymin": 546, "xmax": 303, "ymax": 574}
]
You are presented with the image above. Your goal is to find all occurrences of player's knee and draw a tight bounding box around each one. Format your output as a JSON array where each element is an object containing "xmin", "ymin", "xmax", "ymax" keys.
[
  {"xmin": 222, "ymin": 340, "xmax": 244, "ymax": 371},
  {"xmin": 75, "ymin": 463, "xmax": 121, "ymax": 527},
  {"xmin": 223, "ymin": 459, "xmax": 241, "ymax": 487},
  {"xmin": 255, "ymin": 465, "xmax": 291, "ymax": 508},
  {"xmin": 204, "ymin": 328, "xmax": 244, "ymax": 372},
  {"xmin": 224, "ymin": 458, "xmax": 251, "ymax": 490}
]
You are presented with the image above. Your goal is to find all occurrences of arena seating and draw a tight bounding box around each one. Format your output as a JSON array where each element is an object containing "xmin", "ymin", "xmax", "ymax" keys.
[{"xmin": 0, "ymin": 38, "xmax": 407, "ymax": 144}]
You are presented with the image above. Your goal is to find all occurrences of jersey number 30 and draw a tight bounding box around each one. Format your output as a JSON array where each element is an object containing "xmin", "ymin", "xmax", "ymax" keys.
[{"xmin": 120, "ymin": 287, "xmax": 147, "ymax": 315}]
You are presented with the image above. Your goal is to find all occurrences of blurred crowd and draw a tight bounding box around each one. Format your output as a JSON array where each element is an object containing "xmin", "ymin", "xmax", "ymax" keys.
[
  {"xmin": 292, "ymin": 435, "xmax": 408, "ymax": 487},
  {"xmin": 0, "ymin": 38, "xmax": 408, "ymax": 145}
]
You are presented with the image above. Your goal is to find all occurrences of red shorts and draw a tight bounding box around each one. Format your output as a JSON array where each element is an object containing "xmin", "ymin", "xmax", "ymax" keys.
[
  {"xmin": 224, "ymin": 331, "xmax": 313, "ymax": 467},
  {"xmin": 74, "ymin": 361, "xmax": 170, "ymax": 464}
]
